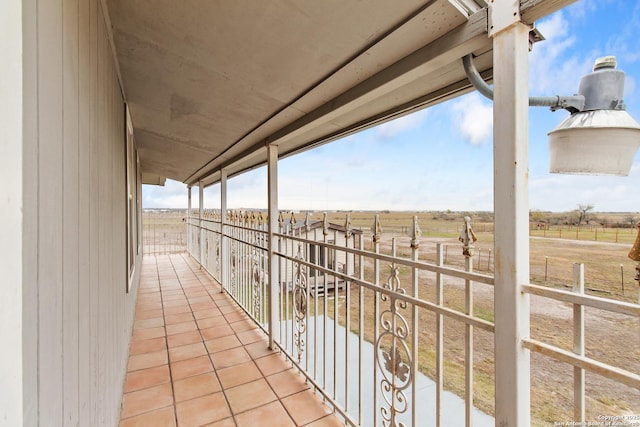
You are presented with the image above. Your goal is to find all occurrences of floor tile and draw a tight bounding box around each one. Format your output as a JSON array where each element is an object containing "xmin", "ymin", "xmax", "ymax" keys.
[
  {"xmin": 163, "ymin": 299, "xmax": 189, "ymax": 308},
  {"xmin": 167, "ymin": 330, "xmax": 202, "ymax": 348},
  {"xmin": 265, "ymin": 369, "xmax": 310, "ymax": 398},
  {"xmin": 188, "ymin": 296, "xmax": 212, "ymax": 304},
  {"xmin": 254, "ymin": 353, "xmax": 290, "ymax": 376},
  {"xmin": 236, "ymin": 329, "xmax": 265, "ymax": 345},
  {"xmin": 230, "ymin": 319, "xmax": 257, "ymax": 333},
  {"xmin": 164, "ymin": 312, "xmax": 194, "ymax": 325},
  {"xmin": 119, "ymin": 405, "xmax": 176, "ymax": 427},
  {"xmin": 303, "ymin": 414, "xmax": 345, "ymax": 427},
  {"xmin": 243, "ymin": 340, "xmax": 275, "ymax": 359},
  {"xmin": 224, "ymin": 311, "xmax": 248, "ymax": 323},
  {"xmin": 224, "ymin": 379, "xmax": 277, "ymax": 414},
  {"xmin": 163, "ymin": 305, "xmax": 192, "ymax": 315},
  {"xmin": 173, "ymin": 372, "xmax": 221, "ymax": 402},
  {"xmin": 201, "ymin": 418, "xmax": 235, "ymax": 427},
  {"xmin": 281, "ymin": 390, "xmax": 333, "ymax": 426},
  {"xmin": 135, "ymin": 308, "xmax": 164, "ymax": 320},
  {"xmin": 170, "ymin": 354, "xmax": 213, "ymax": 380},
  {"xmin": 133, "ymin": 317, "xmax": 165, "ymax": 330},
  {"xmin": 120, "ymin": 383, "xmax": 173, "ymax": 419},
  {"xmin": 191, "ymin": 301, "xmax": 217, "ymax": 311},
  {"xmin": 131, "ymin": 326, "xmax": 166, "ymax": 341},
  {"xmin": 219, "ymin": 305, "xmax": 240, "ymax": 314},
  {"xmin": 175, "ymin": 392, "xmax": 230, "ymax": 427},
  {"xmin": 234, "ymin": 401, "xmax": 295, "ymax": 427},
  {"xmin": 193, "ymin": 308, "xmax": 222, "ymax": 320},
  {"xmin": 217, "ymin": 361, "xmax": 262, "ymax": 389},
  {"xmin": 210, "ymin": 347, "xmax": 251, "ymax": 369},
  {"xmin": 127, "ymin": 349, "xmax": 168, "ymax": 372},
  {"xmin": 124, "ymin": 364, "xmax": 170, "ymax": 393},
  {"xmin": 196, "ymin": 315, "xmax": 228, "ymax": 330},
  {"xmin": 129, "ymin": 337, "xmax": 166, "ymax": 356},
  {"xmin": 168, "ymin": 341, "xmax": 207, "ymax": 363},
  {"xmin": 165, "ymin": 320, "xmax": 198, "ymax": 336},
  {"xmin": 200, "ymin": 324, "xmax": 234, "ymax": 340},
  {"xmin": 204, "ymin": 335, "xmax": 242, "ymax": 354}
]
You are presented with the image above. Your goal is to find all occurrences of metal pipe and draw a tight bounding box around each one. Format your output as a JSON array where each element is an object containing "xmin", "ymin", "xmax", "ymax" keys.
[{"xmin": 462, "ymin": 54, "xmax": 585, "ymax": 111}]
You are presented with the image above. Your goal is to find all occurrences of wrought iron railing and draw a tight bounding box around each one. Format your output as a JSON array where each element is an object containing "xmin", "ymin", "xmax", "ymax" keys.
[{"xmin": 186, "ymin": 210, "xmax": 640, "ymax": 426}]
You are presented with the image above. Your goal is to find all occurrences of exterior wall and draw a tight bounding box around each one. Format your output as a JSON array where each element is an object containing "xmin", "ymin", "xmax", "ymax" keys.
[
  {"xmin": 0, "ymin": 0, "xmax": 25, "ymax": 425},
  {"xmin": 18, "ymin": 0, "xmax": 142, "ymax": 426}
]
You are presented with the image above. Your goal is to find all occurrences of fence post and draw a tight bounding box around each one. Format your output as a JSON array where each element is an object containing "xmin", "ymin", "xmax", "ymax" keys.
[
  {"xmin": 573, "ymin": 263, "xmax": 585, "ymax": 422},
  {"xmin": 545, "ymin": 256, "xmax": 548, "ymax": 282}
]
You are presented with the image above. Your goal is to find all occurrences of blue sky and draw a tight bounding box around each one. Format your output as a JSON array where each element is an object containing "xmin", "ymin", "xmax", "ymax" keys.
[{"xmin": 143, "ymin": 1, "xmax": 640, "ymax": 213}]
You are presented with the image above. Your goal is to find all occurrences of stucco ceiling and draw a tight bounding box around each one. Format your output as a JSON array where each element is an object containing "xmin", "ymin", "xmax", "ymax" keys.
[{"xmin": 105, "ymin": 0, "xmax": 575, "ymax": 186}]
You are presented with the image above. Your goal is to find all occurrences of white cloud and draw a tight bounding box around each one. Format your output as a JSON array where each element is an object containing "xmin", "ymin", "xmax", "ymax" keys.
[
  {"xmin": 528, "ymin": 12, "xmax": 592, "ymax": 96},
  {"xmin": 375, "ymin": 109, "xmax": 430, "ymax": 139},
  {"xmin": 142, "ymin": 179, "xmax": 188, "ymax": 208},
  {"xmin": 451, "ymin": 93, "xmax": 493, "ymax": 146}
]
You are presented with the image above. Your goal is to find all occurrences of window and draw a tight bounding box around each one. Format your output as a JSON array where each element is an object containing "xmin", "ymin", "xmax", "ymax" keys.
[{"xmin": 125, "ymin": 104, "xmax": 138, "ymax": 292}]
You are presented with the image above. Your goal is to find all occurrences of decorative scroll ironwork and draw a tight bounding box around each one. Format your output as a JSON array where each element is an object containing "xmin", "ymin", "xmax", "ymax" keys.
[
  {"xmin": 376, "ymin": 264, "xmax": 412, "ymax": 427},
  {"xmin": 251, "ymin": 220, "xmax": 263, "ymax": 318},
  {"xmin": 292, "ymin": 242, "xmax": 308, "ymax": 363},
  {"xmin": 215, "ymin": 233, "xmax": 220, "ymax": 278},
  {"xmin": 230, "ymin": 240, "xmax": 237, "ymax": 295}
]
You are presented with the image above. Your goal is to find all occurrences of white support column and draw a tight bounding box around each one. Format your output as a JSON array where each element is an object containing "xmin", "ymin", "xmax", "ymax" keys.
[
  {"xmin": 220, "ymin": 170, "xmax": 228, "ymax": 293},
  {"xmin": 199, "ymin": 181, "xmax": 204, "ymax": 266},
  {"xmin": 0, "ymin": 0, "xmax": 24, "ymax": 424},
  {"xmin": 187, "ymin": 186, "xmax": 192, "ymax": 255},
  {"xmin": 492, "ymin": 18, "xmax": 531, "ymax": 427},
  {"xmin": 267, "ymin": 144, "xmax": 280, "ymax": 349}
]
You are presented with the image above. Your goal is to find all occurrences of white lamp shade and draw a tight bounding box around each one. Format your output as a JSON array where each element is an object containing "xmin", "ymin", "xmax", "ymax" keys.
[{"xmin": 548, "ymin": 109, "xmax": 640, "ymax": 175}]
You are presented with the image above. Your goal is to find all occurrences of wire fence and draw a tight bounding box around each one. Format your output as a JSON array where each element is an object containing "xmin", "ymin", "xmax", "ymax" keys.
[{"xmin": 142, "ymin": 210, "xmax": 187, "ymax": 255}]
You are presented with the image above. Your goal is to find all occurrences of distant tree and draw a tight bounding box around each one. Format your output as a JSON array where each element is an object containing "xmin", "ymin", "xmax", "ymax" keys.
[
  {"xmin": 575, "ymin": 204, "xmax": 594, "ymax": 226},
  {"xmin": 530, "ymin": 209, "xmax": 547, "ymax": 223},
  {"xmin": 625, "ymin": 215, "xmax": 637, "ymax": 227}
]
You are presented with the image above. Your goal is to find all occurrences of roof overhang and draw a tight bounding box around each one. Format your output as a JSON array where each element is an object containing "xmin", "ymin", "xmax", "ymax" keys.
[{"xmin": 105, "ymin": 0, "xmax": 578, "ymax": 187}]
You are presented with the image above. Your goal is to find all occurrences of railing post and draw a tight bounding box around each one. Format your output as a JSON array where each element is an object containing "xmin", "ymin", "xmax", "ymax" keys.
[
  {"xmin": 491, "ymin": 3, "xmax": 531, "ymax": 424},
  {"xmin": 199, "ymin": 181, "xmax": 204, "ymax": 266},
  {"xmin": 267, "ymin": 144, "xmax": 280, "ymax": 349},
  {"xmin": 220, "ymin": 170, "xmax": 227, "ymax": 293},
  {"xmin": 187, "ymin": 186, "xmax": 192, "ymax": 255}
]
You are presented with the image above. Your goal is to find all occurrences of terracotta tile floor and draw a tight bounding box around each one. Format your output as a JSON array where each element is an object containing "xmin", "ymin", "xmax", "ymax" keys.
[{"xmin": 119, "ymin": 254, "xmax": 343, "ymax": 427}]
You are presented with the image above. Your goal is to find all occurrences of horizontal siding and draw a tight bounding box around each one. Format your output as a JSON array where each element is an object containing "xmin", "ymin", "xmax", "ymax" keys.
[{"xmin": 21, "ymin": 0, "xmax": 142, "ymax": 425}]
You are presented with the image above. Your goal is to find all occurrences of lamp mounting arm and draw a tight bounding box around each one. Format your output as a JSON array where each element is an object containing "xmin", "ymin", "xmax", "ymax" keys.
[{"xmin": 462, "ymin": 54, "xmax": 585, "ymax": 113}]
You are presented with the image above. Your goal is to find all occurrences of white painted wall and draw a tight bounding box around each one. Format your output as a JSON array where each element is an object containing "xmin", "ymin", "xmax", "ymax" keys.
[
  {"xmin": 0, "ymin": 0, "xmax": 24, "ymax": 425},
  {"xmin": 17, "ymin": 0, "xmax": 142, "ymax": 425}
]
